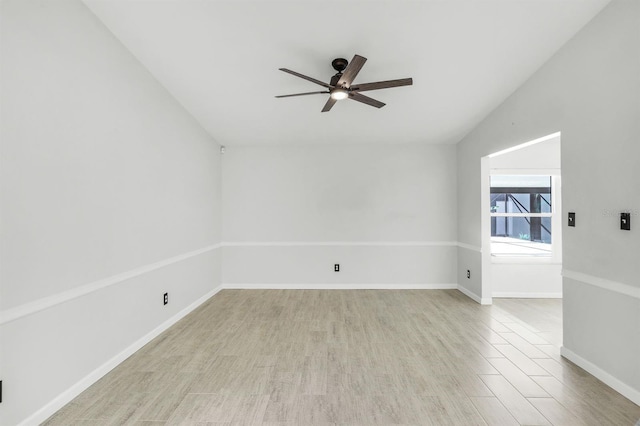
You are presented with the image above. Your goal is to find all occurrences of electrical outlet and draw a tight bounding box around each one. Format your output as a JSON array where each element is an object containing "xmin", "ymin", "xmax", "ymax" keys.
[
  {"xmin": 334, "ymin": 264, "xmax": 340, "ymax": 272},
  {"xmin": 163, "ymin": 293, "xmax": 168, "ymax": 305},
  {"xmin": 467, "ymin": 270, "xmax": 471, "ymax": 279}
]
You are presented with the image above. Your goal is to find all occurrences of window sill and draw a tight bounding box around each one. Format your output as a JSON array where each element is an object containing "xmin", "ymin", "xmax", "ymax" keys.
[{"xmin": 491, "ymin": 255, "xmax": 561, "ymax": 265}]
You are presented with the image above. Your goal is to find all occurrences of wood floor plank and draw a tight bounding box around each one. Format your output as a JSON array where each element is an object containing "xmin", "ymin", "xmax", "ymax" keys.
[
  {"xmin": 470, "ymin": 396, "xmax": 519, "ymax": 426},
  {"xmin": 132, "ymin": 391, "xmax": 190, "ymax": 422},
  {"xmin": 487, "ymin": 357, "xmax": 550, "ymax": 397},
  {"xmin": 499, "ymin": 332, "xmax": 550, "ymax": 359},
  {"xmin": 528, "ymin": 397, "xmax": 586, "ymax": 426},
  {"xmin": 532, "ymin": 375, "xmax": 640, "ymax": 426},
  {"xmin": 41, "ymin": 290, "xmax": 639, "ymax": 425},
  {"xmin": 479, "ymin": 374, "xmax": 550, "ymax": 425},
  {"xmin": 455, "ymin": 373, "xmax": 495, "ymax": 397},
  {"xmin": 493, "ymin": 344, "xmax": 550, "ymax": 376},
  {"xmin": 535, "ymin": 344, "xmax": 562, "ymax": 361}
]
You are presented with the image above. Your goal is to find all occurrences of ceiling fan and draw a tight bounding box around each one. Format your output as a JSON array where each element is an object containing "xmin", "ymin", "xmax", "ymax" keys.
[{"xmin": 276, "ymin": 54, "xmax": 413, "ymax": 112}]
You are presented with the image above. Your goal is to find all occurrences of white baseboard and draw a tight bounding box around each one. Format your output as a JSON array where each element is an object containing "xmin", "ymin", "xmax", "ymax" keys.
[
  {"xmin": 560, "ymin": 346, "xmax": 640, "ymax": 406},
  {"xmin": 222, "ymin": 241, "xmax": 458, "ymax": 247},
  {"xmin": 222, "ymin": 283, "xmax": 458, "ymax": 290},
  {"xmin": 456, "ymin": 285, "xmax": 492, "ymax": 305},
  {"xmin": 18, "ymin": 286, "xmax": 223, "ymax": 426},
  {"xmin": 493, "ymin": 292, "xmax": 562, "ymax": 298}
]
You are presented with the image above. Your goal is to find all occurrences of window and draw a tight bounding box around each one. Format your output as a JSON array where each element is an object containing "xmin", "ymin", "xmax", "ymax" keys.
[{"xmin": 490, "ymin": 176, "xmax": 552, "ymax": 256}]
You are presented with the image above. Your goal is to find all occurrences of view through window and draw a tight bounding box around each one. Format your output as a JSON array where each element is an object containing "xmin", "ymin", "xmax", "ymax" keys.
[{"xmin": 490, "ymin": 175, "xmax": 552, "ymax": 256}]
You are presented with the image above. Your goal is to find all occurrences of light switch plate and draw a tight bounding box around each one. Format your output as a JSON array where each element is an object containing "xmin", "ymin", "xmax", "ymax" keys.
[{"xmin": 621, "ymin": 213, "xmax": 631, "ymax": 230}]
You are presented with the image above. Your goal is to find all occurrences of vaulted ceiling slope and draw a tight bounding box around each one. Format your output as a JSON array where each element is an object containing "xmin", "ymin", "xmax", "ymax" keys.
[{"xmin": 84, "ymin": 0, "xmax": 609, "ymax": 146}]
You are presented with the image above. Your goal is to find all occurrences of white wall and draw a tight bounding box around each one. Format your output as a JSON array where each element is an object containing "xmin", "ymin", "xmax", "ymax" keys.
[
  {"xmin": 489, "ymin": 137, "xmax": 563, "ymax": 297},
  {"xmin": 489, "ymin": 137, "xmax": 560, "ymax": 170},
  {"xmin": 0, "ymin": 1, "xmax": 222, "ymax": 424},
  {"xmin": 457, "ymin": 0, "xmax": 639, "ymax": 404},
  {"xmin": 490, "ymin": 262, "xmax": 562, "ymax": 297},
  {"xmin": 222, "ymin": 143, "xmax": 458, "ymax": 287}
]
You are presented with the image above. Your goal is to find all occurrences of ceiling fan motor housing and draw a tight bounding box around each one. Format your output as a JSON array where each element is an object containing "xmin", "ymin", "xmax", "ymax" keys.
[
  {"xmin": 331, "ymin": 58, "xmax": 349, "ymax": 72},
  {"xmin": 329, "ymin": 73, "xmax": 342, "ymax": 87}
]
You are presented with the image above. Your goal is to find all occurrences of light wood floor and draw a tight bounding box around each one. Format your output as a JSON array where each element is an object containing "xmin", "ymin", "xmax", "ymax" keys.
[{"xmin": 44, "ymin": 290, "xmax": 640, "ymax": 425}]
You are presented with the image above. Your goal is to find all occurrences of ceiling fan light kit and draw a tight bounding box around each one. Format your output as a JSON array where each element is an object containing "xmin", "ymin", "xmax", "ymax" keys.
[
  {"xmin": 276, "ymin": 54, "xmax": 413, "ymax": 112},
  {"xmin": 330, "ymin": 88, "xmax": 349, "ymax": 100}
]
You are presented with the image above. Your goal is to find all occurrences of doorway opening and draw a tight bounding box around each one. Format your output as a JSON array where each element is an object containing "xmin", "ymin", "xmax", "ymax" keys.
[{"xmin": 481, "ymin": 132, "xmax": 562, "ymax": 300}]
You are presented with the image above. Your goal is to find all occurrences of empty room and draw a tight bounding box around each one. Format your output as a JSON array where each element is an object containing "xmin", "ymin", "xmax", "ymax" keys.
[{"xmin": 1, "ymin": 0, "xmax": 639, "ymax": 424}]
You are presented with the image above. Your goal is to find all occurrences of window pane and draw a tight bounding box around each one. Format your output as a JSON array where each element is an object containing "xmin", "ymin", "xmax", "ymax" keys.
[
  {"xmin": 491, "ymin": 175, "xmax": 551, "ymax": 188},
  {"xmin": 508, "ymin": 193, "xmax": 530, "ymax": 213},
  {"xmin": 489, "ymin": 176, "xmax": 553, "ymax": 256},
  {"xmin": 490, "ymin": 175, "xmax": 551, "ymax": 214},
  {"xmin": 539, "ymin": 194, "xmax": 552, "ymax": 213},
  {"xmin": 491, "ymin": 216, "xmax": 551, "ymax": 244},
  {"xmin": 490, "ymin": 193, "xmax": 506, "ymax": 213},
  {"xmin": 491, "ymin": 216, "xmax": 552, "ymax": 256},
  {"xmin": 491, "ymin": 216, "xmax": 551, "ymax": 242}
]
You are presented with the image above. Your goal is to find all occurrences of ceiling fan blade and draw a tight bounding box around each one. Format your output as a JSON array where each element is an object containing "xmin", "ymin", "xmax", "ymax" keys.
[
  {"xmin": 279, "ymin": 68, "xmax": 331, "ymax": 88},
  {"xmin": 349, "ymin": 92, "xmax": 385, "ymax": 109},
  {"xmin": 337, "ymin": 54, "xmax": 367, "ymax": 88},
  {"xmin": 275, "ymin": 91, "xmax": 329, "ymax": 98},
  {"xmin": 321, "ymin": 97, "xmax": 337, "ymax": 112},
  {"xmin": 351, "ymin": 78, "xmax": 413, "ymax": 92}
]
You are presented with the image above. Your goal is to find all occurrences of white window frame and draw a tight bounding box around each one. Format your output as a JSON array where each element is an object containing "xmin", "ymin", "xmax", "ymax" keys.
[{"xmin": 489, "ymin": 172, "xmax": 562, "ymax": 264}]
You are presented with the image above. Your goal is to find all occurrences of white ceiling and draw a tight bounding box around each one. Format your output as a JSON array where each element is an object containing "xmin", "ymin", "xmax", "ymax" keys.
[{"xmin": 85, "ymin": 0, "xmax": 609, "ymax": 146}]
